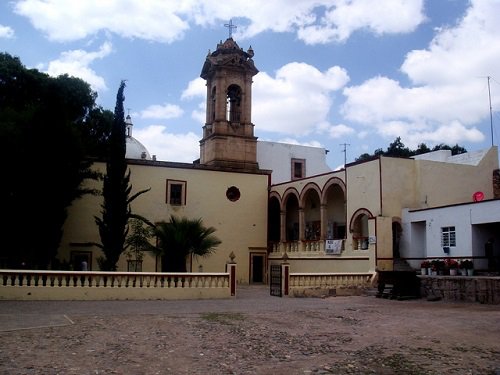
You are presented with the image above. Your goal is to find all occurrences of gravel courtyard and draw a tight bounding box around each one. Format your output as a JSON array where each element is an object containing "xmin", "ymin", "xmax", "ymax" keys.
[{"xmin": 0, "ymin": 286, "xmax": 499, "ymax": 375}]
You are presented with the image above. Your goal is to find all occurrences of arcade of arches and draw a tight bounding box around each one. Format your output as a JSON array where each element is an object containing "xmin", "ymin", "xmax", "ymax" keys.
[{"xmin": 268, "ymin": 178, "xmax": 376, "ymax": 254}]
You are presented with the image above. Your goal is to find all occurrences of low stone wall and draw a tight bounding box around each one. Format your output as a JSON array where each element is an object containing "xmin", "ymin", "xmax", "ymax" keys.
[
  {"xmin": 0, "ymin": 268, "xmax": 236, "ymax": 301},
  {"xmin": 289, "ymin": 272, "xmax": 376, "ymax": 297},
  {"xmin": 419, "ymin": 275, "xmax": 500, "ymax": 304}
]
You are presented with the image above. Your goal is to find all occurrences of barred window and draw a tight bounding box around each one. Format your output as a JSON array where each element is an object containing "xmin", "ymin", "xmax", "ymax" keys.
[
  {"xmin": 166, "ymin": 179, "xmax": 186, "ymax": 206},
  {"xmin": 441, "ymin": 226, "xmax": 456, "ymax": 247}
]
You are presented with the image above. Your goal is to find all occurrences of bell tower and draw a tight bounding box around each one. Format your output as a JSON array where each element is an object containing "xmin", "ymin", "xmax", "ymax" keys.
[{"xmin": 199, "ymin": 36, "xmax": 259, "ymax": 170}]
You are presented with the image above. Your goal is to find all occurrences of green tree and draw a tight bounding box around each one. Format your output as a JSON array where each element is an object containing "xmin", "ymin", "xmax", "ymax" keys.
[
  {"xmin": 94, "ymin": 81, "xmax": 150, "ymax": 271},
  {"xmin": 385, "ymin": 137, "xmax": 411, "ymax": 158},
  {"xmin": 125, "ymin": 218, "xmax": 155, "ymax": 272},
  {"xmin": 355, "ymin": 137, "xmax": 467, "ymax": 162},
  {"xmin": 0, "ymin": 53, "xmax": 100, "ymax": 268},
  {"xmin": 80, "ymin": 106, "xmax": 114, "ymax": 159},
  {"xmin": 154, "ymin": 216, "xmax": 221, "ymax": 272}
]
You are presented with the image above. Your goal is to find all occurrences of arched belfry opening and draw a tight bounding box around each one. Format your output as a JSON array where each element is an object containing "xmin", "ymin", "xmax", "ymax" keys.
[
  {"xmin": 200, "ymin": 37, "xmax": 259, "ymax": 171},
  {"xmin": 226, "ymin": 84, "xmax": 241, "ymax": 123}
]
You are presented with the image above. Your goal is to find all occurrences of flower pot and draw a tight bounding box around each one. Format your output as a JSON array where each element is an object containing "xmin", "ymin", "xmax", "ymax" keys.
[
  {"xmin": 460, "ymin": 269, "xmax": 467, "ymax": 276},
  {"xmin": 421, "ymin": 268, "xmax": 427, "ymax": 275},
  {"xmin": 449, "ymin": 268, "xmax": 457, "ymax": 276},
  {"xmin": 467, "ymin": 269, "xmax": 474, "ymax": 276}
]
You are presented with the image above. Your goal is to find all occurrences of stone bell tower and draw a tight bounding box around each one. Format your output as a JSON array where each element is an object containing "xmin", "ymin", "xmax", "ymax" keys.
[{"xmin": 199, "ymin": 36, "xmax": 259, "ymax": 171}]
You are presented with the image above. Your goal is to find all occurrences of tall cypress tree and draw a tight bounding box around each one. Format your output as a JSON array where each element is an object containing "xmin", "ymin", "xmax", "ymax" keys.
[{"xmin": 95, "ymin": 81, "xmax": 149, "ymax": 270}]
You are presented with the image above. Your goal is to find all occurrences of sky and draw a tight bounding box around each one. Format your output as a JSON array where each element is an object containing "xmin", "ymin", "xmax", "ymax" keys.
[{"xmin": 1, "ymin": 0, "xmax": 500, "ymax": 170}]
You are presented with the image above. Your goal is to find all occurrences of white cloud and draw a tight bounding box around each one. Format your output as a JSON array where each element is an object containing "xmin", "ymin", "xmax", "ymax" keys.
[
  {"xmin": 181, "ymin": 77, "xmax": 206, "ymax": 99},
  {"xmin": 134, "ymin": 125, "xmax": 199, "ymax": 163},
  {"xmin": 191, "ymin": 101, "xmax": 206, "ymax": 124},
  {"xmin": 14, "ymin": 0, "xmax": 189, "ymax": 43},
  {"xmin": 324, "ymin": 123, "xmax": 356, "ymax": 139},
  {"xmin": 253, "ymin": 63, "xmax": 349, "ymax": 135},
  {"xmin": 401, "ymin": 0, "xmax": 500, "ymax": 86},
  {"xmin": 43, "ymin": 42, "xmax": 112, "ymax": 91},
  {"xmin": 341, "ymin": 0, "xmax": 500, "ymax": 147},
  {"xmin": 14, "ymin": 0, "xmax": 426, "ymax": 44},
  {"xmin": 298, "ymin": 0, "xmax": 425, "ymax": 44},
  {"xmin": 377, "ymin": 120, "xmax": 484, "ymax": 149},
  {"xmin": 140, "ymin": 103, "xmax": 183, "ymax": 119},
  {"xmin": 0, "ymin": 24, "xmax": 14, "ymax": 38}
]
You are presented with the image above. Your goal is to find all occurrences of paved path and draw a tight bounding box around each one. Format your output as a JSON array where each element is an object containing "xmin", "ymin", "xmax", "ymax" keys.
[
  {"xmin": 0, "ymin": 286, "xmax": 328, "ymax": 331},
  {"xmin": 0, "ymin": 285, "xmax": 498, "ymax": 331}
]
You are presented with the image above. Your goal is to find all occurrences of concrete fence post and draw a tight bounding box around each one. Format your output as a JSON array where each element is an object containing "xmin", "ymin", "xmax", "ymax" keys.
[
  {"xmin": 226, "ymin": 252, "xmax": 237, "ymax": 297},
  {"xmin": 281, "ymin": 262, "xmax": 290, "ymax": 296}
]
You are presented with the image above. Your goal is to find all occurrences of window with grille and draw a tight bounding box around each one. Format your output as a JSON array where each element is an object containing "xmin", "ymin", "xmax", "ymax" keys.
[
  {"xmin": 291, "ymin": 158, "xmax": 305, "ymax": 180},
  {"xmin": 166, "ymin": 180, "xmax": 186, "ymax": 206},
  {"xmin": 441, "ymin": 226, "xmax": 456, "ymax": 247}
]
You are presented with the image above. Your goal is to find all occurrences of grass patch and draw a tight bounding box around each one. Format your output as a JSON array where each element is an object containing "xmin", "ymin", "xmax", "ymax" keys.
[{"xmin": 200, "ymin": 312, "xmax": 245, "ymax": 324}]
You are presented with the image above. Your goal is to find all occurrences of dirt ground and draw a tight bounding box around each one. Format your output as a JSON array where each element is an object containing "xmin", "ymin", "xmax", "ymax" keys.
[{"xmin": 0, "ymin": 287, "xmax": 499, "ymax": 375}]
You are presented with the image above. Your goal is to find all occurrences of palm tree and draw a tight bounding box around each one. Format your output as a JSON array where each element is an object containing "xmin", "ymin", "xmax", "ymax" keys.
[{"xmin": 154, "ymin": 216, "xmax": 221, "ymax": 272}]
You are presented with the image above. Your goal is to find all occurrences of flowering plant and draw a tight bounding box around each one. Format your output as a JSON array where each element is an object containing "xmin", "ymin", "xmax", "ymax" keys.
[
  {"xmin": 420, "ymin": 260, "xmax": 431, "ymax": 268},
  {"xmin": 445, "ymin": 259, "xmax": 459, "ymax": 269},
  {"xmin": 459, "ymin": 259, "xmax": 473, "ymax": 269},
  {"xmin": 431, "ymin": 259, "xmax": 445, "ymax": 271}
]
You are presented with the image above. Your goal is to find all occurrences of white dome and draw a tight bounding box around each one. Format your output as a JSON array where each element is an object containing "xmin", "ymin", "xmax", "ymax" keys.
[
  {"xmin": 126, "ymin": 136, "xmax": 151, "ymax": 160},
  {"xmin": 124, "ymin": 114, "xmax": 152, "ymax": 160}
]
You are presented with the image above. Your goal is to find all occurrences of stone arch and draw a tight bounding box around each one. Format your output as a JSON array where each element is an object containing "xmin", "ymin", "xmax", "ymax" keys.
[
  {"xmin": 323, "ymin": 178, "xmax": 347, "ymax": 239},
  {"xmin": 282, "ymin": 188, "xmax": 300, "ymax": 241},
  {"xmin": 268, "ymin": 194, "xmax": 281, "ymax": 244},
  {"xmin": 301, "ymin": 183, "xmax": 322, "ymax": 241},
  {"xmin": 321, "ymin": 177, "xmax": 346, "ymax": 204},
  {"xmin": 349, "ymin": 208, "xmax": 374, "ymax": 250},
  {"xmin": 226, "ymin": 84, "xmax": 242, "ymax": 122},
  {"xmin": 299, "ymin": 182, "xmax": 322, "ymax": 204}
]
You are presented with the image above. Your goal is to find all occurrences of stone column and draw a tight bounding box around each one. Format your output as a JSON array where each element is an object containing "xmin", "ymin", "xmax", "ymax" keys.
[{"xmin": 320, "ymin": 204, "xmax": 327, "ymax": 240}]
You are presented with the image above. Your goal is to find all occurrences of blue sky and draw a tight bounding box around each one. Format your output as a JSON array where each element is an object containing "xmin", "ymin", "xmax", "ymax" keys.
[{"xmin": 1, "ymin": 0, "xmax": 499, "ymax": 170}]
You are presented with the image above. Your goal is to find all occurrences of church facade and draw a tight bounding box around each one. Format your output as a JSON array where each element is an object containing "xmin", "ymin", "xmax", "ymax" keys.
[{"xmin": 58, "ymin": 36, "xmax": 500, "ymax": 283}]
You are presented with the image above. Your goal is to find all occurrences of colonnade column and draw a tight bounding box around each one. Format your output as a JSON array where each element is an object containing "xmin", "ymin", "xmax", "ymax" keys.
[
  {"xmin": 280, "ymin": 210, "xmax": 286, "ymax": 244},
  {"xmin": 299, "ymin": 208, "xmax": 305, "ymax": 242},
  {"xmin": 320, "ymin": 204, "xmax": 327, "ymax": 240}
]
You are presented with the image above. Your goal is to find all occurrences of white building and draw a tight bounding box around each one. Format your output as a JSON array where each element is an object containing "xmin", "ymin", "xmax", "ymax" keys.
[
  {"xmin": 257, "ymin": 141, "xmax": 331, "ymax": 184},
  {"xmin": 401, "ymin": 199, "xmax": 500, "ymax": 270}
]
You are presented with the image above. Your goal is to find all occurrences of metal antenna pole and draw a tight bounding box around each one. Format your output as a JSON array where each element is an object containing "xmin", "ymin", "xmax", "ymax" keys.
[
  {"xmin": 487, "ymin": 76, "xmax": 494, "ymax": 146},
  {"xmin": 340, "ymin": 143, "xmax": 350, "ymax": 167}
]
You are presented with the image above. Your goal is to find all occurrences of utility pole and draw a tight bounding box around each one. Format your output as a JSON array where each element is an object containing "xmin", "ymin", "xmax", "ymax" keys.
[
  {"xmin": 340, "ymin": 143, "xmax": 350, "ymax": 168},
  {"xmin": 487, "ymin": 76, "xmax": 494, "ymax": 146}
]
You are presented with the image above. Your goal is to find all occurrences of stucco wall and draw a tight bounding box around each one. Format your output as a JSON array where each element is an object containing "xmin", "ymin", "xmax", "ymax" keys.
[
  {"xmin": 59, "ymin": 161, "xmax": 270, "ymax": 284},
  {"xmin": 257, "ymin": 141, "xmax": 331, "ymax": 184},
  {"xmin": 401, "ymin": 200, "xmax": 500, "ymax": 268},
  {"xmin": 414, "ymin": 147, "xmax": 498, "ymax": 208}
]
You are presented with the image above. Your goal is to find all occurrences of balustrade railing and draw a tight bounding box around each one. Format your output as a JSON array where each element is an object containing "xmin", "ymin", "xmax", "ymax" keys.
[
  {"xmin": 0, "ymin": 269, "xmax": 234, "ymax": 300},
  {"xmin": 290, "ymin": 272, "xmax": 374, "ymax": 289},
  {"xmin": 270, "ymin": 240, "xmax": 343, "ymax": 255}
]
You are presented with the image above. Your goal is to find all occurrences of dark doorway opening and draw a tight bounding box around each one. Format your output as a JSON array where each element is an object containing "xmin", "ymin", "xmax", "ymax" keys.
[{"xmin": 251, "ymin": 254, "xmax": 264, "ymax": 283}]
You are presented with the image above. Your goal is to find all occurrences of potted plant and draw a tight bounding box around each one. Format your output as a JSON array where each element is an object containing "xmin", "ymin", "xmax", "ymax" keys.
[
  {"xmin": 445, "ymin": 258, "xmax": 459, "ymax": 275},
  {"xmin": 420, "ymin": 260, "xmax": 431, "ymax": 275},
  {"xmin": 460, "ymin": 259, "xmax": 474, "ymax": 276}
]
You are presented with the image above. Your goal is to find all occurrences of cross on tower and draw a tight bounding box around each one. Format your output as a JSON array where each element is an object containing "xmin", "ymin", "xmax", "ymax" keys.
[{"xmin": 224, "ymin": 19, "xmax": 237, "ymax": 38}]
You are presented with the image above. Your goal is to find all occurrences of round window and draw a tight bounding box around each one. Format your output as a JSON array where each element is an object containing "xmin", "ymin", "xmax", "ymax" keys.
[{"xmin": 226, "ymin": 186, "xmax": 241, "ymax": 202}]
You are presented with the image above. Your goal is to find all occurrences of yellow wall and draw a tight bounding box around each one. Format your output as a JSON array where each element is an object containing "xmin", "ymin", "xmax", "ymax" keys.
[
  {"xmin": 346, "ymin": 159, "xmax": 381, "ymax": 218},
  {"xmin": 380, "ymin": 157, "xmax": 417, "ymax": 216},
  {"xmin": 415, "ymin": 147, "xmax": 498, "ymax": 207},
  {"xmin": 59, "ymin": 161, "xmax": 270, "ymax": 284}
]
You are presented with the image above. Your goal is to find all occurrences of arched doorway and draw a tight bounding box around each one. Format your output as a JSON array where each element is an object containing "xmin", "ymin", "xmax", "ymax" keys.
[
  {"xmin": 268, "ymin": 196, "xmax": 281, "ymax": 248},
  {"xmin": 392, "ymin": 221, "xmax": 402, "ymax": 258},
  {"xmin": 285, "ymin": 194, "xmax": 299, "ymax": 241}
]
